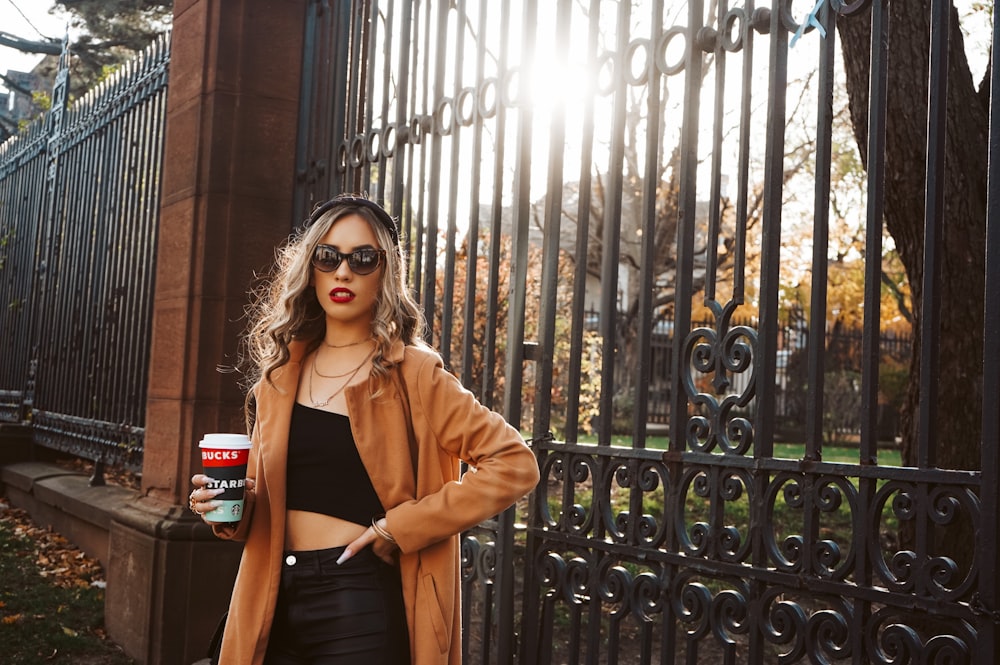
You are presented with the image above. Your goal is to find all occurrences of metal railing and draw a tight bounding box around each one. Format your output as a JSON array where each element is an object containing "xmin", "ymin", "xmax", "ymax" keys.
[
  {"xmin": 0, "ymin": 33, "xmax": 170, "ymax": 474},
  {"xmin": 586, "ymin": 311, "xmax": 912, "ymax": 434},
  {"xmin": 0, "ymin": 1, "xmax": 992, "ymax": 661},
  {"xmin": 293, "ymin": 0, "xmax": 999, "ymax": 663}
]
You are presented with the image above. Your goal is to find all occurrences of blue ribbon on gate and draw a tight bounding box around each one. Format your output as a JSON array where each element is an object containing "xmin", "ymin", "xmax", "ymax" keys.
[{"xmin": 790, "ymin": 0, "xmax": 828, "ymax": 47}]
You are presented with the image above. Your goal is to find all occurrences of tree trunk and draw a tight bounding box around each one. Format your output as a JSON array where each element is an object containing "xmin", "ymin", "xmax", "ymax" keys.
[
  {"xmin": 837, "ymin": 3, "xmax": 987, "ymax": 575},
  {"xmin": 837, "ymin": 3, "xmax": 986, "ymax": 470}
]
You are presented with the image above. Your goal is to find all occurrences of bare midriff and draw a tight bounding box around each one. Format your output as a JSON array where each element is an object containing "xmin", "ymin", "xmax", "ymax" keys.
[{"xmin": 284, "ymin": 510, "xmax": 368, "ymax": 551}]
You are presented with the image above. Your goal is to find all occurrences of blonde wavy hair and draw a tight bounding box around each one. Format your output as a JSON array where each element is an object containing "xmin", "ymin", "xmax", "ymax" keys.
[{"xmin": 242, "ymin": 198, "xmax": 424, "ymax": 422}]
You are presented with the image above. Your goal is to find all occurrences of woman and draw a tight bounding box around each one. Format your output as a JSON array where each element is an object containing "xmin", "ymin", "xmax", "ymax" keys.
[{"xmin": 188, "ymin": 194, "xmax": 539, "ymax": 665}]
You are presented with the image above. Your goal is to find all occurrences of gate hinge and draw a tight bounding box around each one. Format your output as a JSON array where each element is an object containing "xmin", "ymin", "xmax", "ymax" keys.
[
  {"xmin": 970, "ymin": 593, "xmax": 1000, "ymax": 622},
  {"xmin": 526, "ymin": 432, "xmax": 554, "ymax": 448}
]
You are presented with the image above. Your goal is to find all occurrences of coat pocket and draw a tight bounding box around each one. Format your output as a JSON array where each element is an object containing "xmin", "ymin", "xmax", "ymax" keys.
[{"xmin": 421, "ymin": 572, "xmax": 451, "ymax": 654}]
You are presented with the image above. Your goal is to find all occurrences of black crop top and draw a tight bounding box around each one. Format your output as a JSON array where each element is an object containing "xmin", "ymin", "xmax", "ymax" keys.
[{"xmin": 285, "ymin": 402, "xmax": 385, "ymax": 525}]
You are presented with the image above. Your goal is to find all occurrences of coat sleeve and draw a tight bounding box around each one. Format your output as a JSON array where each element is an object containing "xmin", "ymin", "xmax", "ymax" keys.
[{"xmin": 386, "ymin": 350, "xmax": 540, "ymax": 553}]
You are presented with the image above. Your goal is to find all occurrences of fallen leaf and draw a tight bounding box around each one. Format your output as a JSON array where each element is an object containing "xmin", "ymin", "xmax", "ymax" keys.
[
  {"xmin": 61, "ymin": 625, "xmax": 78, "ymax": 637},
  {"xmin": 1, "ymin": 504, "xmax": 107, "ymax": 589}
]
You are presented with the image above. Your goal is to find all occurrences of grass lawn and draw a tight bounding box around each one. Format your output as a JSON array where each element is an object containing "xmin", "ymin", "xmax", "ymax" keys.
[
  {"xmin": 573, "ymin": 433, "xmax": 904, "ymax": 466},
  {"xmin": 547, "ymin": 435, "xmax": 904, "ymax": 552},
  {"xmin": 0, "ymin": 500, "xmax": 135, "ymax": 665}
]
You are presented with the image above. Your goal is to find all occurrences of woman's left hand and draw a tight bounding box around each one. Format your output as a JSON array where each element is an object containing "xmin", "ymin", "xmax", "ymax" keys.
[{"xmin": 337, "ymin": 516, "xmax": 398, "ymax": 566}]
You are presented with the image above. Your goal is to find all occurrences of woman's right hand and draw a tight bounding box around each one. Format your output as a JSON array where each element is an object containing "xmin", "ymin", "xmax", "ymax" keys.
[
  {"xmin": 189, "ymin": 473, "xmax": 223, "ymax": 520},
  {"xmin": 189, "ymin": 474, "xmax": 256, "ymax": 522}
]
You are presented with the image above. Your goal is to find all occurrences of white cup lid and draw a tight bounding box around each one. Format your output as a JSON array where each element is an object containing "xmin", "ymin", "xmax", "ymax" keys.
[{"xmin": 199, "ymin": 433, "xmax": 252, "ymax": 449}]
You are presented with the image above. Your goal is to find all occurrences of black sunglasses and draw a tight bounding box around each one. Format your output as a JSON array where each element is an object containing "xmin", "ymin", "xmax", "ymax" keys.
[{"xmin": 311, "ymin": 245, "xmax": 386, "ymax": 275}]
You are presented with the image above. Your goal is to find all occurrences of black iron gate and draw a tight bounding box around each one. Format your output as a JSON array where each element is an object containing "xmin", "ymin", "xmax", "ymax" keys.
[
  {"xmin": 294, "ymin": 1, "xmax": 1000, "ymax": 662},
  {"xmin": 0, "ymin": 36, "xmax": 169, "ymax": 472}
]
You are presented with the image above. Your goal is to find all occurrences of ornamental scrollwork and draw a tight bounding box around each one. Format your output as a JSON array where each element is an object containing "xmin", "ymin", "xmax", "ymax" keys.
[
  {"xmin": 869, "ymin": 480, "xmax": 979, "ymax": 600},
  {"xmin": 605, "ymin": 458, "xmax": 669, "ymax": 547},
  {"xmin": 460, "ymin": 533, "xmax": 496, "ymax": 586},
  {"xmin": 538, "ymin": 450, "xmax": 597, "ymax": 534},
  {"xmin": 672, "ymin": 571, "xmax": 750, "ymax": 648},
  {"xmin": 681, "ymin": 302, "xmax": 757, "ymax": 455},
  {"xmin": 676, "ymin": 464, "xmax": 753, "ymax": 563},
  {"xmin": 532, "ymin": 548, "xmax": 598, "ymax": 607},
  {"xmin": 759, "ymin": 589, "xmax": 853, "ymax": 663},
  {"xmin": 763, "ymin": 473, "xmax": 857, "ymax": 580},
  {"xmin": 866, "ymin": 607, "xmax": 974, "ymax": 665}
]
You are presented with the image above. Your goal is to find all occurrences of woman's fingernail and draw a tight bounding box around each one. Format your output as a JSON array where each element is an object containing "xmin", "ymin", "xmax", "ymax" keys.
[
  {"xmin": 211, "ymin": 488, "xmax": 225, "ymax": 496},
  {"xmin": 336, "ymin": 549, "xmax": 352, "ymax": 565}
]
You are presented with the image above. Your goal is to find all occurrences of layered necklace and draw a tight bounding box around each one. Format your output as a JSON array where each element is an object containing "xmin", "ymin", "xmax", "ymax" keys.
[{"xmin": 308, "ymin": 344, "xmax": 375, "ymax": 408}]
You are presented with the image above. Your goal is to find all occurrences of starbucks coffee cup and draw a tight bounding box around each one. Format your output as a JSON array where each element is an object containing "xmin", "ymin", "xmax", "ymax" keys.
[{"xmin": 199, "ymin": 433, "xmax": 252, "ymax": 522}]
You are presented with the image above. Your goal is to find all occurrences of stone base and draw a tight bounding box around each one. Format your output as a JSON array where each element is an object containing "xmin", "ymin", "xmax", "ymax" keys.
[
  {"xmin": 0, "ymin": 461, "xmax": 135, "ymax": 570},
  {"xmin": 106, "ymin": 494, "xmax": 243, "ymax": 665}
]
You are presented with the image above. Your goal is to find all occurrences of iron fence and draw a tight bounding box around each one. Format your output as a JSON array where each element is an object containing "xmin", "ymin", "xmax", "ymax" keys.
[
  {"xmin": 595, "ymin": 312, "xmax": 912, "ymax": 437},
  {"xmin": 295, "ymin": 0, "xmax": 999, "ymax": 663},
  {"xmin": 0, "ymin": 34, "xmax": 170, "ymax": 473},
  {"xmin": 0, "ymin": 1, "xmax": 994, "ymax": 661}
]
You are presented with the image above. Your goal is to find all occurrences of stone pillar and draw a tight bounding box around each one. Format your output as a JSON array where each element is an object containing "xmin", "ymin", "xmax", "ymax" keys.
[{"xmin": 105, "ymin": 1, "xmax": 307, "ymax": 662}]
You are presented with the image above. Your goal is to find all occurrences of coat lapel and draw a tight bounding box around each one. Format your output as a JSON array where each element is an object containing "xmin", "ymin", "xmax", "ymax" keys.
[
  {"xmin": 347, "ymin": 341, "xmax": 417, "ymax": 508},
  {"xmin": 256, "ymin": 342, "xmax": 306, "ymax": 527}
]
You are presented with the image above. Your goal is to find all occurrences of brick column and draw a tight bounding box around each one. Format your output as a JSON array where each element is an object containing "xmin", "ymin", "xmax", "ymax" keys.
[{"xmin": 106, "ymin": 1, "xmax": 307, "ymax": 662}]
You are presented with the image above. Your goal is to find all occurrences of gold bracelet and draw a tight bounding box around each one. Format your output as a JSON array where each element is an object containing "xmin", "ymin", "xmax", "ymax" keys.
[{"xmin": 371, "ymin": 514, "xmax": 396, "ymax": 543}]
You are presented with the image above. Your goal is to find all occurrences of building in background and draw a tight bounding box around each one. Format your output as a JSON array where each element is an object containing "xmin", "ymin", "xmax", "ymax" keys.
[{"xmin": 1, "ymin": 60, "xmax": 56, "ymax": 140}]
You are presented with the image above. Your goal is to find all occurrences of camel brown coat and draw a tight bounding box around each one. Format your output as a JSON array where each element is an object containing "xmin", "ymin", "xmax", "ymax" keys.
[{"xmin": 212, "ymin": 340, "xmax": 539, "ymax": 664}]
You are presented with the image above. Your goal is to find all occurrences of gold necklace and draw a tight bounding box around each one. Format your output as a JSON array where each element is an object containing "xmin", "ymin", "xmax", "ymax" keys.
[
  {"xmin": 323, "ymin": 335, "xmax": 373, "ymax": 349},
  {"xmin": 308, "ymin": 351, "xmax": 372, "ymax": 408},
  {"xmin": 313, "ymin": 345, "xmax": 374, "ymax": 379}
]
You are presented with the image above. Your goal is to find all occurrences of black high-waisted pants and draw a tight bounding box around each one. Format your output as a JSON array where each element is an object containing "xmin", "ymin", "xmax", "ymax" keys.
[{"xmin": 263, "ymin": 545, "xmax": 410, "ymax": 665}]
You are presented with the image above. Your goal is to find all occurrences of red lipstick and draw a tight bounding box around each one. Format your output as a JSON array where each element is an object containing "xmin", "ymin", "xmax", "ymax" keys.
[{"xmin": 329, "ymin": 288, "xmax": 355, "ymax": 303}]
